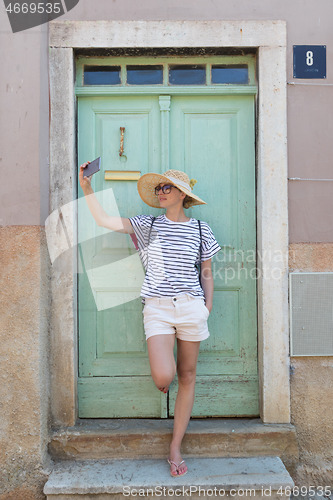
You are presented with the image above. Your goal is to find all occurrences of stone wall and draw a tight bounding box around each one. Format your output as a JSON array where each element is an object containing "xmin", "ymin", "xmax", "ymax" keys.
[
  {"xmin": 0, "ymin": 227, "xmax": 50, "ymax": 499},
  {"xmin": 289, "ymin": 243, "xmax": 333, "ymax": 486}
]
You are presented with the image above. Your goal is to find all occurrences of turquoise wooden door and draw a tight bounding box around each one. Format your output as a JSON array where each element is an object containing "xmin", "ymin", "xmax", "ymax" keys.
[
  {"xmin": 77, "ymin": 95, "xmax": 165, "ymax": 417},
  {"xmin": 169, "ymin": 95, "xmax": 258, "ymax": 416},
  {"xmin": 77, "ymin": 93, "xmax": 258, "ymax": 417}
]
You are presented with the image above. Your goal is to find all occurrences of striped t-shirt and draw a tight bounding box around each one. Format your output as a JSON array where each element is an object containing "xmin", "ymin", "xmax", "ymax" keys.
[{"xmin": 129, "ymin": 214, "xmax": 221, "ymax": 299}]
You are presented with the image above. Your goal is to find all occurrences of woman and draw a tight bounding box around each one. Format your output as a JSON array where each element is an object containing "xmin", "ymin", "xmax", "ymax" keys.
[{"xmin": 79, "ymin": 164, "xmax": 220, "ymax": 477}]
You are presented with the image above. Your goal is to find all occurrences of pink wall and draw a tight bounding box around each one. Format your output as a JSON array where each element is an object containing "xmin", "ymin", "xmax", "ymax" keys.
[{"xmin": 1, "ymin": 0, "xmax": 332, "ymax": 241}]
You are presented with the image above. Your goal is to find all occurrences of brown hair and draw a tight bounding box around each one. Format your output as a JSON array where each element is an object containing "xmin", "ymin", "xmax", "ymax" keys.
[{"xmin": 183, "ymin": 195, "xmax": 192, "ymax": 209}]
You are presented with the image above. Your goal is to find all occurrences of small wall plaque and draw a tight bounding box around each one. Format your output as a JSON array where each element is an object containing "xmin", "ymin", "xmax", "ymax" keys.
[{"xmin": 293, "ymin": 45, "xmax": 326, "ymax": 79}]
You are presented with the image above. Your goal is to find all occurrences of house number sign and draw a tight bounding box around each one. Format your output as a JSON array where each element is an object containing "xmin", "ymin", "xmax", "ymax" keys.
[{"xmin": 293, "ymin": 45, "xmax": 326, "ymax": 79}]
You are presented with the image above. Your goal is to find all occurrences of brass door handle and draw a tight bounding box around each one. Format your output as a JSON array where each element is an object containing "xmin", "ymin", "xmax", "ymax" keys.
[{"xmin": 119, "ymin": 127, "xmax": 125, "ymax": 156}]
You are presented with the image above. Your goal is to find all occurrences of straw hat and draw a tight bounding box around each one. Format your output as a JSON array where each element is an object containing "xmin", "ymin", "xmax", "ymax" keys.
[{"xmin": 137, "ymin": 170, "xmax": 206, "ymax": 209}]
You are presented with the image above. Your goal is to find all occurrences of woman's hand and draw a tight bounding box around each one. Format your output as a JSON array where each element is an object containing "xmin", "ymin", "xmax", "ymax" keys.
[
  {"xmin": 79, "ymin": 162, "xmax": 93, "ymax": 193},
  {"xmin": 78, "ymin": 162, "xmax": 134, "ymax": 234},
  {"xmin": 205, "ymin": 302, "xmax": 213, "ymax": 313}
]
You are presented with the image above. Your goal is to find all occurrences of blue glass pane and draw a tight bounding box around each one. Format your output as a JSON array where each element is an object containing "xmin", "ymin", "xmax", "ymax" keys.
[
  {"xmin": 211, "ymin": 66, "xmax": 249, "ymax": 84},
  {"xmin": 127, "ymin": 65, "xmax": 163, "ymax": 85},
  {"xmin": 84, "ymin": 66, "xmax": 121, "ymax": 85},
  {"xmin": 169, "ymin": 65, "xmax": 206, "ymax": 85}
]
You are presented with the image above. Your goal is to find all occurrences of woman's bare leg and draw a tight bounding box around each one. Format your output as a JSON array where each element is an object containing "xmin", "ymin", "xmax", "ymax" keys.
[
  {"xmin": 147, "ymin": 335, "xmax": 176, "ymax": 393},
  {"xmin": 169, "ymin": 339, "xmax": 201, "ymax": 475}
]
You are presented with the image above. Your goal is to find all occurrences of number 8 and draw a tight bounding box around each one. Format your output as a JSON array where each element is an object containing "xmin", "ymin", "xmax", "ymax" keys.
[{"xmin": 306, "ymin": 51, "xmax": 314, "ymax": 66}]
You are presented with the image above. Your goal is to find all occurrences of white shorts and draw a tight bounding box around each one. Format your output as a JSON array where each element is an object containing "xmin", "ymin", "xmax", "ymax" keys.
[{"xmin": 143, "ymin": 294, "xmax": 210, "ymax": 342}]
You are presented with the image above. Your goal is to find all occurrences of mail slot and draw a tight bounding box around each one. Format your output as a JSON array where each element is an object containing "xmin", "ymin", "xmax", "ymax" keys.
[{"xmin": 104, "ymin": 171, "xmax": 141, "ymax": 181}]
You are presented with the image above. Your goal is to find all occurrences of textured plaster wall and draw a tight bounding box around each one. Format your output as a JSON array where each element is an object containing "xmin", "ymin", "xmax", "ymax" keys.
[
  {"xmin": 0, "ymin": 227, "xmax": 51, "ymax": 499},
  {"xmin": 290, "ymin": 357, "xmax": 333, "ymax": 485},
  {"xmin": 289, "ymin": 243, "xmax": 333, "ymax": 486},
  {"xmin": 0, "ymin": 14, "xmax": 49, "ymax": 226},
  {"xmin": 289, "ymin": 243, "xmax": 333, "ymax": 272},
  {"xmin": 1, "ymin": 0, "xmax": 333, "ymax": 241}
]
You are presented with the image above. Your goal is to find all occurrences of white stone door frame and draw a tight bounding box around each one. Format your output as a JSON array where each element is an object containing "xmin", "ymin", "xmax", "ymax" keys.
[{"xmin": 49, "ymin": 20, "xmax": 289, "ymax": 426}]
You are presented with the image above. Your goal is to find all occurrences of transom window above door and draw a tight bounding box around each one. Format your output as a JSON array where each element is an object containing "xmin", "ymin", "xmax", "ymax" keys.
[{"xmin": 76, "ymin": 56, "xmax": 256, "ymax": 88}]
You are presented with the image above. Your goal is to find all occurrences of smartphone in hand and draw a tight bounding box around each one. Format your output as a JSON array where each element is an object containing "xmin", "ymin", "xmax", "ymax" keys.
[{"xmin": 83, "ymin": 157, "xmax": 101, "ymax": 177}]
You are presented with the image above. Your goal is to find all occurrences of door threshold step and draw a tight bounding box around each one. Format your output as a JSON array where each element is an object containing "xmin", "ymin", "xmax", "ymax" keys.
[
  {"xmin": 49, "ymin": 418, "xmax": 299, "ymax": 475},
  {"xmin": 44, "ymin": 456, "xmax": 294, "ymax": 499}
]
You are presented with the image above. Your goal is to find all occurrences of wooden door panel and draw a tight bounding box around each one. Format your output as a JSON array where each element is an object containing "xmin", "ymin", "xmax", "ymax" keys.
[
  {"xmin": 78, "ymin": 95, "xmax": 164, "ymax": 416},
  {"xmin": 169, "ymin": 95, "xmax": 258, "ymax": 416},
  {"xmin": 78, "ymin": 376, "xmax": 167, "ymax": 418},
  {"xmin": 169, "ymin": 375, "xmax": 259, "ymax": 417}
]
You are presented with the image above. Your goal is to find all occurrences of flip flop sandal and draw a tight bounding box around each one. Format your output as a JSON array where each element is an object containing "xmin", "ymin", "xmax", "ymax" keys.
[{"xmin": 167, "ymin": 458, "xmax": 188, "ymax": 477}]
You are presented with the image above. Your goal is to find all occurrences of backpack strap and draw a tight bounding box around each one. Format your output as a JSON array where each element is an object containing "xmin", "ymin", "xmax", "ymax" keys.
[
  {"xmin": 197, "ymin": 220, "xmax": 203, "ymax": 283},
  {"xmin": 198, "ymin": 220, "xmax": 202, "ymax": 263},
  {"xmin": 148, "ymin": 216, "xmax": 156, "ymax": 245},
  {"xmin": 130, "ymin": 216, "xmax": 156, "ymax": 252},
  {"xmin": 146, "ymin": 216, "xmax": 156, "ymax": 271}
]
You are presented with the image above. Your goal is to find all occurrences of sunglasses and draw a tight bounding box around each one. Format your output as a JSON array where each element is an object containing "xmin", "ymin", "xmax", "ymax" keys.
[{"xmin": 154, "ymin": 184, "xmax": 180, "ymax": 196}]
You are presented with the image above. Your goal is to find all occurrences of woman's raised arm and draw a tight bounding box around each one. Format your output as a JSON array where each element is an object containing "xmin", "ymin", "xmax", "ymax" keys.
[{"xmin": 79, "ymin": 162, "xmax": 134, "ymax": 234}]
